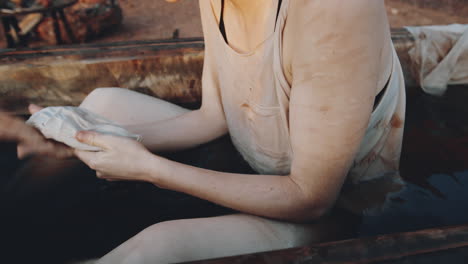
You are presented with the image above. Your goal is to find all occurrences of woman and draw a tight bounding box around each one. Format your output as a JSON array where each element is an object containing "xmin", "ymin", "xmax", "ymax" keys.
[{"xmin": 8, "ymin": 0, "xmax": 406, "ymax": 263}]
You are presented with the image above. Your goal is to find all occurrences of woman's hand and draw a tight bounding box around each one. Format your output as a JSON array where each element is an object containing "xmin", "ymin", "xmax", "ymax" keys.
[
  {"xmin": 18, "ymin": 104, "xmax": 74, "ymax": 159},
  {"xmin": 0, "ymin": 106, "xmax": 74, "ymax": 159},
  {"xmin": 74, "ymin": 131, "xmax": 155, "ymax": 182},
  {"xmin": 16, "ymin": 128, "xmax": 74, "ymax": 159}
]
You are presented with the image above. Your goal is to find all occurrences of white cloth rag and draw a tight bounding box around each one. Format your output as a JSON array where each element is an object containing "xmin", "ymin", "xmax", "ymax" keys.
[
  {"xmin": 406, "ymin": 24, "xmax": 468, "ymax": 95},
  {"xmin": 26, "ymin": 106, "xmax": 142, "ymax": 151}
]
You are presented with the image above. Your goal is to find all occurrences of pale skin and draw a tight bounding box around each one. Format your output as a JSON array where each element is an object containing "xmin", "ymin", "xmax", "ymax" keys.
[{"xmin": 5, "ymin": 0, "xmax": 393, "ymax": 263}]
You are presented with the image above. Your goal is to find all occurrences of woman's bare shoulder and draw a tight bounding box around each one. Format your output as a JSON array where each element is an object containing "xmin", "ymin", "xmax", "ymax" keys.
[
  {"xmin": 283, "ymin": 0, "xmax": 389, "ymax": 76},
  {"xmin": 286, "ymin": 0, "xmax": 387, "ymax": 35}
]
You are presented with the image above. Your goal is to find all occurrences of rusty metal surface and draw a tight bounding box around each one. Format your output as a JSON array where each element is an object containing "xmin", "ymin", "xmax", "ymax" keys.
[
  {"xmin": 0, "ymin": 29, "xmax": 413, "ymax": 115},
  {"xmin": 0, "ymin": 39, "xmax": 205, "ymax": 114},
  {"xmin": 187, "ymin": 225, "xmax": 468, "ymax": 264}
]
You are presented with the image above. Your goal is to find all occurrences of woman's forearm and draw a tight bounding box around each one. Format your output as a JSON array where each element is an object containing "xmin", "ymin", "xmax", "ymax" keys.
[
  {"xmin": 128, "ymin": 109, "xmax": 228, "ymax": 152},
  {"xmin": 144, "ymin": 154, "xmax": 327, "ymax": 222}
]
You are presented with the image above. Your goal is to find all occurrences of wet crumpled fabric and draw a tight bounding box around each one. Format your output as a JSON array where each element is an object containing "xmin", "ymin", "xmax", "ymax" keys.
[
  {"xmin": 406, "ymin": 24, "xmax": 468, "ymax": 96},
  {"xmin": 26, "ymin": 106, "xmax": 141, "ymax": 151}
]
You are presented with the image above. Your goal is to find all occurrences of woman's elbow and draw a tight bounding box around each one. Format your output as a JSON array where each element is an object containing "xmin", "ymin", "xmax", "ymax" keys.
[
  {"xmin": 282, "ymin": 177, "xmax": 335, "ymax": 223},
  {"xmin": 282, "ymin": 196, "xmax": 332, "ymax": 223}
]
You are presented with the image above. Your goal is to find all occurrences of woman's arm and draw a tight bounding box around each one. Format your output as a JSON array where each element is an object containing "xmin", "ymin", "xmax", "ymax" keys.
[
  {"xmin": 75, "ymin": 132, "xmax": 318, "ymax": 222},
  {"xmin": 75, "ymin": 0, "xmax": 388, "ymax": 222},
  {"xmin": 124, "ymin": 51, "xmax": 228, "ymax": 152},
  {"xmin": 129, "ymin": 107, "xmax": 227, "ymax": 152}
]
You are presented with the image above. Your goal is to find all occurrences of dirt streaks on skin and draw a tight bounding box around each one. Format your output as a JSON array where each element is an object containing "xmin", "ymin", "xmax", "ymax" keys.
[{"xmin": 319, "ymin": 105, "xmax": 331, "ymax": 112}]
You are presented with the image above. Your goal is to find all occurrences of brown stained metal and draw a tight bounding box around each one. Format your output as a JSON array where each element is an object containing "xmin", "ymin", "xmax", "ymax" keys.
[
  {"xmin": 0, "ymin": 30, "xmax": 414, "ymax": 115},
  {"xmin": 0, "ymin": 40, "xmax": 205, "ymax": 114},
  {"xmin": 186, "ymin": 225, "xmax": 468, "ymax": 264}
]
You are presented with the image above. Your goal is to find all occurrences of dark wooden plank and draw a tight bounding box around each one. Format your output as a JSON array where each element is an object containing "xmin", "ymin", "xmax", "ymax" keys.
[{"xmin": 186, "ymin": 225, "xmax": 468, "ymax": 264}]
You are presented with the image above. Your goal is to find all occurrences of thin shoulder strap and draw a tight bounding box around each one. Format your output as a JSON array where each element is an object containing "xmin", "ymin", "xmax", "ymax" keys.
[
  {"xmin": 219, "ymin": 0, "xmax": 283, "ymax": 44},
  {"xmin": 219, "ymin": 0, "xmax": 228, "ymax": 43},
  {"xmin": 276, "ymin": 0, "xmax": 283, "ymax": 26}
]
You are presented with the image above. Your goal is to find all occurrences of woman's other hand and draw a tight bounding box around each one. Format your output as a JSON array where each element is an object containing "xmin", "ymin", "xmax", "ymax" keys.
[
  {"xmin": 74, "ymin": 131, "xmax": 154, "ymax": 182},
  {"xmin": 16, "ymin": 131, "xmax": 74, "ymax": 160},
  {"xmin": 0, "ymin": 106, "xmax": 74, "ymax": 159},
  {"xmin": 17, "ymin": 104, "xmax": 74, "ymax": 159}
]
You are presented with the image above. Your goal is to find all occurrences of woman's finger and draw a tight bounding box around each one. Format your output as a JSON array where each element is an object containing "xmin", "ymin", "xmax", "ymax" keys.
[
  {"xmin": 96, "ymin": 172, "xmax": 119, "ymax": 181},
  {"xmin": 76, "ymin": 131, "xmax": 114, "ymax": 149},
  {"xmin": 54, "ymin": 146, "xmax": 75, "ymax": 159},
  {"xmin": 106, "ymin": 178, "xmax": 119, "ymax": 182},
  {"xmin": 17, "ymin": 143, "xmax": 32, "ymax": 159},
  {"xmin": 28, "ymin": 104, "xmax": 43, "ymax": 115}
]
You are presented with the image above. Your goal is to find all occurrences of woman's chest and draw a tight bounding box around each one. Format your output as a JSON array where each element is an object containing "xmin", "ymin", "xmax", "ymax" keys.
[
  {"xmin": 214, "ymin": 42, "xmax": 279, "ymax": 104},
  {"xmin": 214, "ymin": 46, "xmax": 292, "ymax": 174}
]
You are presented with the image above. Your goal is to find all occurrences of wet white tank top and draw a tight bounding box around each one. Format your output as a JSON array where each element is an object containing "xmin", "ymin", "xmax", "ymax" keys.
[{"xmin": 199, "ymin": 0, "xmax": 406, "ymax": 184}]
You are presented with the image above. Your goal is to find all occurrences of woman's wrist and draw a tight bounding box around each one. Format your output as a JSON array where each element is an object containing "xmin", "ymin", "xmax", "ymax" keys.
[{"xmin": 141, "ymin": 151, "xmax": 171, "ymax": 187}]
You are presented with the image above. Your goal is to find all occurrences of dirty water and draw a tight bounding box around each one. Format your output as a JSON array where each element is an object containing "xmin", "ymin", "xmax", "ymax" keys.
[
  {"xmin": 1, "ymin": 86, "xmax": 468, "ymax": 263},
  {"xmin": 359, "ymin": 85, "xmax": 468, "ymax": 236}
]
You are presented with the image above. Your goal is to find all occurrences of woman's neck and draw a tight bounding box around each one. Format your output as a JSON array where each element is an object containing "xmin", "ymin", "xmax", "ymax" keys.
[
  {"xmin": 221, "ymin": 0, "xmax": 278, "ymax": 53},
  {"xmin": 227, "ymin": 0, "xmax": 275, "ymax": 21}
]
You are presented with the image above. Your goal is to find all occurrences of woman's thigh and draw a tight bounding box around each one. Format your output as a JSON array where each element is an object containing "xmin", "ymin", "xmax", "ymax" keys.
[
  {"xmin": 97, "ymin": 212, "xmax": 354, "ymax": 264},
  {"xmin": 79, "ymin": 87, "xmax": 190, "ymax": 125}
]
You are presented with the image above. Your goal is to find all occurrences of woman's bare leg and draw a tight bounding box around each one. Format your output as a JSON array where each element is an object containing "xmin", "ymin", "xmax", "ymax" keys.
[
  {"xmin": 96, "ymin": 213, "xmax": 351, "ymax": 264},
  {"xmin": 79, "ymin": 87, "xmax": 189, "ymax": 126}
]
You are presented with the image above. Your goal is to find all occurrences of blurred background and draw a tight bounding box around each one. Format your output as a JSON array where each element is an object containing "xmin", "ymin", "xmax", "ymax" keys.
[{"xmin": 1, "ymin": 0, "xmax": 468, "ymax": 48}]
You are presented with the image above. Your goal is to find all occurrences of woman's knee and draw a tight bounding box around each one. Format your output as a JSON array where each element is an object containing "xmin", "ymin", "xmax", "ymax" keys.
[
  {"xmin": 80, "ymin": 87, "xmax": 189, "ymax": 125},
  {"xmin": 99, "ymin": 221, "xmax": 191, "ymax": 264},
  {"xmin": 80, "ymin": 87, "xmax": 126, "ymax": 116},
  {"xmin": 99, "ymin": 215, "xmax": 291, "ymax": 264}
]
